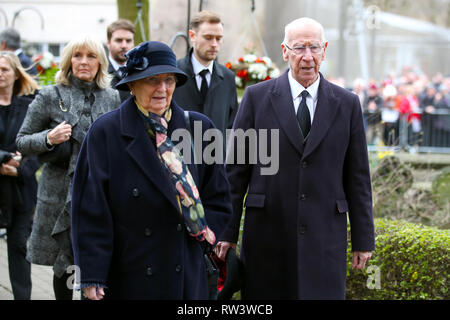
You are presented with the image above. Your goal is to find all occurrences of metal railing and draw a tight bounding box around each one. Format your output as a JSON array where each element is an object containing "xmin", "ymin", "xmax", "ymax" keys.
[{"xmin": 365, "ymin": 109, "xmax": 450, "ymax": 154}]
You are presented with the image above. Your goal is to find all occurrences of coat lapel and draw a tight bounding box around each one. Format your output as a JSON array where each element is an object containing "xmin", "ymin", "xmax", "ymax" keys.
[
  {"xmin": 120, "ymin": 100, "xmax": 180, "ymax": 212},
  {"xmin": 302, "ymin": 74, "xmax": 340, "ymax": 159},
  {"xmin": 269, "ymin": 71, "xmax": 304, "ymax": 156}
]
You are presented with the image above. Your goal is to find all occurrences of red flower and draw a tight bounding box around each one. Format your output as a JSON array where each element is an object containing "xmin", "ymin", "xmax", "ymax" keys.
[
  {"xmin": 255, "ymin": 57, "xmax": 265, "ymax": 64},
  {"xmin": 33, "ymin": 55, "xmax": 42, "ymax": 63},
  {"xmin": 238, "ymin": 57, "xmax": 244, "ymax": 63},
  {"xmin": 264, "ymin": 76, "xmax": 271, "ymax": 81},
  {"xmin": 237, "ymin": 69, "xmax": 249, "ymax": 81},
  {"xmin": 225, "ymin": 62, "xmax": 232, "ymax": 69}
]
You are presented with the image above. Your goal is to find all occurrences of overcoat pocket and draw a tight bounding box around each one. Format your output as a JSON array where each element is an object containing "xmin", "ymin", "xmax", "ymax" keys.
[
  {"xmin": 245, "ymin": 193, "xmax": 265, "ymax": 208},
  {"xmin": 336, "ymin": 199, "xmax": 349, "ymax": 214}
]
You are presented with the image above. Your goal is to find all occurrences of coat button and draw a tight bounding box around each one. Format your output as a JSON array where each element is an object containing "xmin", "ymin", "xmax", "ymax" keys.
[
  {"xmin": 300, "ymin": 194, "xmax": 307, "ymax": 200},
  {"xmin": 175, "ymin": 265, "xmax": 182, "ymax": 273},
  {"xmin": 176, "ymin": 224, "xmax": 183, "ymax": 232},
  {"xmin": 302, "ymin": 161, "xmax": 308, "ymax": 168},
  {"xmin": 144, "ymin": 228, "xmax": 152, "ymax": 237},
  {"xmin": 132, "ymin": 188, "xmax": 139, "ymax": 197},
  {"xmin": 299, "ymin": 225, "xmax": 307, "ymax": 235},
  {"xmin": 146, "ymin": 266, "xmax": 153, "ymax": 276}
]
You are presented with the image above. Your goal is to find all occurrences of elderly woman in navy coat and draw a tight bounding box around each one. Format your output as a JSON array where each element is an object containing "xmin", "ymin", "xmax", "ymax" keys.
[{"xmin": 71, "ymin": 41, "xmax": 232, "ymax": 300}]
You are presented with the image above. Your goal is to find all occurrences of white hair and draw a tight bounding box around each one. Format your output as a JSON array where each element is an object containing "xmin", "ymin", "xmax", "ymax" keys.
[{"xmin": 283, "ymin": 17, "xmax": 326, "ymax": 45}]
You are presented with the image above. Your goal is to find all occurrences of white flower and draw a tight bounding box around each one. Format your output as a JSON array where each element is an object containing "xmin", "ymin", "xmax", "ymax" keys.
[
  {"xmin": 269, "ymin": 68, "xmax": 281, "ymax": 78},
  {"xmin": 243, "ymin": 54, "xmax": 257, "ymax": 63},
  {"xmin": 40, "ymin": 52, "xmax": 54, "ymax": 69},
  {"xmin": 249, "ymin": 63, "xmax": 267, "ymax": 80},
  {"xmin": 235, "ymin": 76, "xmax": 243, "ymax": 87},
  {"xmin": 262, "ymin": 56, "xmax": 272, "ymax": 67}
]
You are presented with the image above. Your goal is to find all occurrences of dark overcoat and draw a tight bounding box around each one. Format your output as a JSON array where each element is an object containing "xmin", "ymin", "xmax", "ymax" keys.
[
  {"xmin": 173, "ymin": 49, "xmax": 238, "ymax": 139},
  {"xmin": 108, "ymin": 63, "xmax": 131, "ymax": 103},
  {"xmin": 221, "ymin": 71, "xmax": 375, "ymax": 299},
  {"xmin": 71, "ymin": 97, "xmax": 232, "ymax": 299},
  {"xmin": 0, "ymin": 95, "xmax": 39, "ymax": 222}
]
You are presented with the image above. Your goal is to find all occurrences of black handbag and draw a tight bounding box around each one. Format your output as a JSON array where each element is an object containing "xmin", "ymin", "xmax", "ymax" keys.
[{"xmin": 37, "ymin": 86, "xmax": 72, "ymax": 169}]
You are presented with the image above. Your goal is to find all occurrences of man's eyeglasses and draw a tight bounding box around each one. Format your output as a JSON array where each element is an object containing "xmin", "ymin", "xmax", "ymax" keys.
[
  {"xmin": 284, "ymin": 43, "xmax": 324, "ymax": 55},
  {"xmin": 145, "ymin": 75, "xmax": 177, "ymax": 87}
]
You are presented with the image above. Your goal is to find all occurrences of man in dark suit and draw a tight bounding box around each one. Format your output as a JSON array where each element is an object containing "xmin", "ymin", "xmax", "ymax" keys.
[
  {"xmin": 0, "ymin": 28, "xmax": 37, "ymax": 75},
  {"xmin": 173, "ymin": 11, "xmax": 238, "ymax": 151},
  {"xmin": 216, "ymin": 17, "xmax": 375, "ymax": 299},
  {"xmin": 106, "ymin": 19, "xmax": 135, "ymax": 102}
]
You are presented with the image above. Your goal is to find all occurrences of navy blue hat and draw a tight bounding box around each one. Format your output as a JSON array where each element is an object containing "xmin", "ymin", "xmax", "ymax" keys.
[{"xmin": 115, "ymin": 41, "xmax": 188, "ymax": 90}]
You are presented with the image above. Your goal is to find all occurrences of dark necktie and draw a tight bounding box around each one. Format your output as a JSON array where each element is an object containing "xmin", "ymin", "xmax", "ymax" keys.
[
  {"xmin": 296, "ymin": 90, "xmax": 311, "ymax": 138},
  {"xmin": 199, "ymin": 69, "xmax": 209, "ymax": 103}
]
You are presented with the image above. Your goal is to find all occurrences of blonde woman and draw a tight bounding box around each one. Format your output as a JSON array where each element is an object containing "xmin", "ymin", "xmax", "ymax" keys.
[
  {"xmin": 16, "ymin": 35, "xmax": 121, "ymax": 300},
  {"xmin": 0, "ymin": 51, "xmax": 39, "ymax": 299}
]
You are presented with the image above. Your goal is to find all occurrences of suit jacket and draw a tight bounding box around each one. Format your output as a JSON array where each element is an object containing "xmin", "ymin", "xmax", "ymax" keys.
[
  {"xmin": 222, "ymin": 71, "xmax": 375, "ymax": 299},
  {"xmin": 173, "ymin": 50, "xmax": 238, "ymax": 149},
  {"xmin": 16, "ymin": 81, "xmax": 121, "ymax": 277},
  {"xmin": 0, "ymin": 95, "xmax": 40, "ymax": 220},
  {"xmin": 71, "ymin": 98, "xmax": 232, "ymax": 299},
  {"xmin": 108, "ymin": 62, "xmax": 131, "ymax": 103},
  {"xmin": 18, "ymin": 51, "xmax": 37, "ymax": 75}
]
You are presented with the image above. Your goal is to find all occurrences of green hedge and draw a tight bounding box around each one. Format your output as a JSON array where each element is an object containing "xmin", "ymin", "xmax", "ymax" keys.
[{"xmin": 346, "ymin": 218, "xmax": 450, "ymax": 300}]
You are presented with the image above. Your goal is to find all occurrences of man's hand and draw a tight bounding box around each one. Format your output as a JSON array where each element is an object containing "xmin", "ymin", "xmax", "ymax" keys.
[
  {"xmin": 352, "ymin": 251, "xmax": 372, "ymax": 269},
  {"xmin": 0, "ymin": 163, "xmax": 18, "ymax": 177},
  {"xmin": 82, "ymin": 286, "xmax": 105, "ymax": 300},
  {"xmin": 214, "ymin": 241, "xmax": 237, "ymax": 261}
]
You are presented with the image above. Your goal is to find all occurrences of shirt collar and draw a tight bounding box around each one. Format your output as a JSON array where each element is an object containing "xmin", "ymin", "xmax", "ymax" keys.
[
  {"xmin": 109, "ymin": 55, "xmax": 123, "ymax": 72},
  {"xmin": 191, "ymin": 53, "xmax": 213, "ymax": 76},
  {"xmin": 14, "ymin": 48, "xmax": 23, "ymax": 56},
  {"xmin": 288, "ymin": 70, "xmax": 320, "ymax": 102}
]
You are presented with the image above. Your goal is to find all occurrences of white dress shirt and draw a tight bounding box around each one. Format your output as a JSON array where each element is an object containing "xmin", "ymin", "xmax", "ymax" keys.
[
  {"xmin": 288, "ymin": 70, "xmax": 320, "ymax": 124},
  {"xmin": 109, "ymin": 55, "xmax": 123, "ymax": 72},
  {"xmin": 191, "ymin": 54, "xmax": 214, "ymax": 91}
]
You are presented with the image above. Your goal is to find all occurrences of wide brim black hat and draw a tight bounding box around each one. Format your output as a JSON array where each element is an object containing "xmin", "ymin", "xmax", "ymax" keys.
[
  {"xmin": 115, "ymin": 41, "xmax": 188, "ymax": 91},
  {"xmin": 217, "ymin": 247, "xmax": 244, "ymax": 300}
]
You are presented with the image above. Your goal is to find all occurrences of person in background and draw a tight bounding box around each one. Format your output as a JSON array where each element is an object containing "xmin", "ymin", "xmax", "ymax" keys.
[
  {"xmin": 106, "ymin": 19, "xmax": 135, "ymax": 102},
  {"xmin": 0, "ymin": 51, "xmax": 40, "ymax": 299},
  {"xmin": 16, "ymin": 35, "xmax": 121, "ymax": 300},
  {"xmin": 71, "ymin": 41, "xmax": 232, "ymax": 300},
  {"xmin": 0, "ymin": 28, "xmax": 37, "ymax": 75},
  {"xmin": 216, "ymin": 17, "xmax": 374, "ymax": 300},
  {"xmin": 173, "ymin": 10, "xmax": 238, "ymax": 154},
  {"xmin": 362, "ymin": 83, "xmax": 384, "ymax": 145},
  {"xmin": 380, "ymin": 84, "xmax": 399, "ymax": 146}
]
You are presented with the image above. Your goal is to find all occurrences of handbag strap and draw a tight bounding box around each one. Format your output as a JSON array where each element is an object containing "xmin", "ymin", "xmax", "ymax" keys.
[{"xmin": 54, "ymin": 86, "xmax": 66, "ymax": 111}]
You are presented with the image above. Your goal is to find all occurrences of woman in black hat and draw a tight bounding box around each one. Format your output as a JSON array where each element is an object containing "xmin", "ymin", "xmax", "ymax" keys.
[{"xmin": 71, "ymin": 41, "xmax": 232, "ymax": 300}]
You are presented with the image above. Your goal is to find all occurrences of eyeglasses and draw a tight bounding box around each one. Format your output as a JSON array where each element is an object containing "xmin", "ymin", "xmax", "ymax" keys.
[
  {"xmin": 284, "ymin": 43, "xmax": 324, "ymax": 55},
  {"xmin": 144, "ymin": 75, "xmax": 177, "ymax": 87}
]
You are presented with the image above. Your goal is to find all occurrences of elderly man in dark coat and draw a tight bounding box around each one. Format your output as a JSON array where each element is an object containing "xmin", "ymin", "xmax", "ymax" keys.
[{"xmin": 216, "ymin": 17, "xmax": 375, "ymax": 300}]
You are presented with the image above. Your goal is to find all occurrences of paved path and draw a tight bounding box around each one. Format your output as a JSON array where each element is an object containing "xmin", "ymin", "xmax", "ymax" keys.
[{"xmin": 0, "ymin": 236, "xmax": 80, "ymax": 300}]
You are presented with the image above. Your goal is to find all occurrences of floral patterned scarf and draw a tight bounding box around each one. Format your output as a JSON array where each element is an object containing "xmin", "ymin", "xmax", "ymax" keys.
[{"xmin": 136, "ymin": 101, "xmax": 216, "ymax": 245}]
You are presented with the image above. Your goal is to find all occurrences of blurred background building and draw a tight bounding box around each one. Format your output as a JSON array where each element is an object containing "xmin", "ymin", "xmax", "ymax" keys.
[{"xmin": 1, "ymin": 0, "xmax": 449, "ymax": 85}]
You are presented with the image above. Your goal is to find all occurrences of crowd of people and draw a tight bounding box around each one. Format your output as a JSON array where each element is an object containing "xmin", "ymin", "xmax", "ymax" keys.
[
  {"xmin": 348, "ymin": 68, "xmax": 450, "ymax": 147},
  {"xmin": 0, "ymin": 10, "xmax": 446, "ymax": 301}
]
